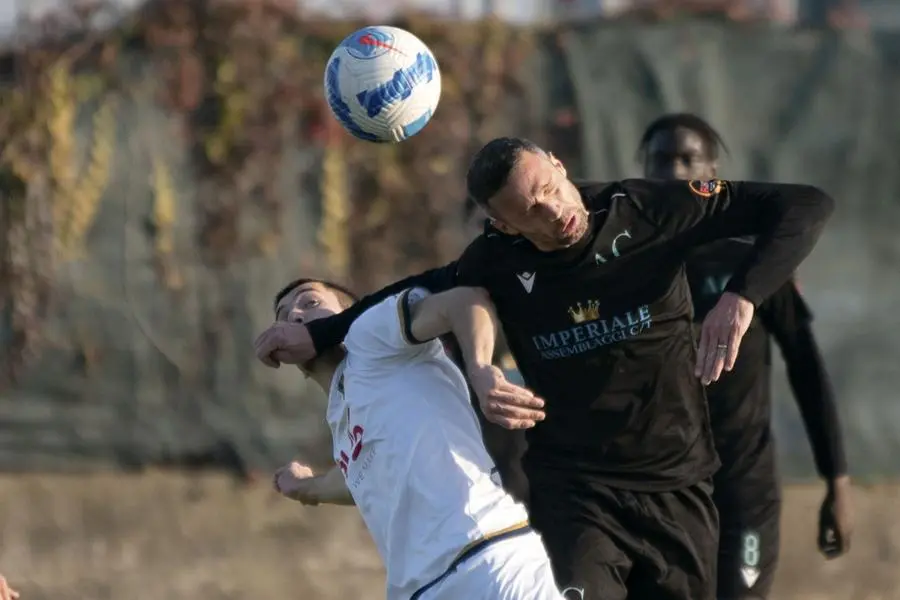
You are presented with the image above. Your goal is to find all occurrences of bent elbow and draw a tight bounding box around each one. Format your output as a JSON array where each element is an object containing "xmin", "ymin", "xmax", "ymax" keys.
[
  {"xmin": 806, "ymin": 185, "xmax": 836, "ymax": 221},
  {"xmin": 452, "ymin": 286, "xmax": 491, "ymax": 305}
]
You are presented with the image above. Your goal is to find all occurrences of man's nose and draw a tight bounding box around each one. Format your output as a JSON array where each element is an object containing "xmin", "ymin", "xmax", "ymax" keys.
[
  {"xmin": 672, "ymin": 162, "xmax": 692, "ymax": 181},
  {"xmin": 650, "ymin": 162, "xmax": 680, "ymax": 181},
  {"xmin": 544, "ymin": 203, "xmax": 563, "ymax": 221}
]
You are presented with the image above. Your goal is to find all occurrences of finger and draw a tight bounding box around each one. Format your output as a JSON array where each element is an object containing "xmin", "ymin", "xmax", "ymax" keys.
[
  {"xmin": 487, "ymin": 401, "xmax": 545, "ymax": 422},
  {"xmin": 271, "ymin": 350, "xmax": 296, "ymax": 365},
  {"xmin": 488, "ymin": 390, "xmax": 545, "ymax": 410},
  {"xmin": 705, "ymin": 342, "xmax": 726, "ymax": 384},
  {"xmin": 700, "ymin": 327, "xmax": 725, "ymax": 384},
  {"xmin": 486, "ymin": 414, "xmax": 536, "ymax": 430},
  {"xmin": 290, "ymin": 462, "xmax": 314, "ymax": 478},
  {"xmin": 254, "ymin": 327, "xmax": 284, "ymax": 366},
  {"xmin": 723, "ymin": 323, "xmax": 742, "ymax": 372},
  {"xmin": 695, "ymin": 321, "xmax": 714, "ymax": 377},
  {"xmin": 494, "ymin": 384, "xmax": 545, "ymax": 408}
]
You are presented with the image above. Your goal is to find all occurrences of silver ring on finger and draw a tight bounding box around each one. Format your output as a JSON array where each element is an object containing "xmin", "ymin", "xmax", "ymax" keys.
[{"xmin": 716, "ymin": 343, "xmax": 728, "ymax": 355}]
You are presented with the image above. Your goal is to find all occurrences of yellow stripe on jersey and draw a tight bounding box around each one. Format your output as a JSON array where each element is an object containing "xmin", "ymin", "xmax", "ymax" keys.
[
  {"xmin": 396, "ymin": 289, "xmax": 415, "ymax": 346},
  {"xmin": 450, "ymin": 520, "xmax": 531, "ymax": 564}
]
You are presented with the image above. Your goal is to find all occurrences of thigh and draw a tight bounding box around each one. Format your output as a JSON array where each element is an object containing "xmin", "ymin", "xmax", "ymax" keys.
[
  {"xmin": 715, "ymin": 483, "xmax": 781, "ymax": 600},
  {"xmin": 527, "ymin": 470, "xmax": 631, "ymax": 600},
  {"xmin": 626, "ymin": 479, "xmax": 720, "ymax": 600}
]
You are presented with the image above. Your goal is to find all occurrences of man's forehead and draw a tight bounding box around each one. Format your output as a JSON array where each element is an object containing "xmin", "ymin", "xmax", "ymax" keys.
[
  {"xmin": 276, "ymin": 282, "xmax": 323, "ymax": 311},
  {"xmin": 648, "ymin": 127, "xmax": 707, "ymax": 154},
  {"xmin": 507, "ymin": 151, "xmax": 550, "ymax": 193}
]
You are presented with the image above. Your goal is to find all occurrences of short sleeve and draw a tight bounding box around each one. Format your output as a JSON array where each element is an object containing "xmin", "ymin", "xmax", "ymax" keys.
[{"xmin": 343, "ymin": 287, "xmax": 435, "ymax": 363}]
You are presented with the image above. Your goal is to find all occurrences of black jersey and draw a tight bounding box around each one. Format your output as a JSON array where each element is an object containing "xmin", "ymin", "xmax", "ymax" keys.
[
  {"xmin": 307, "ymin": 178, "xmax": 834, "ymax": 490},
  {"xmin": 686, "ymin": 238, "xmax": 847, "ymax": 482}
]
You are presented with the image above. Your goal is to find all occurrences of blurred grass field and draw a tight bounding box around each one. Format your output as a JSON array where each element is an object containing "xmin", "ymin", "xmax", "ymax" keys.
[{"xmin": 0, "ymin": 472, "xmax": 898, "ymax": 600}]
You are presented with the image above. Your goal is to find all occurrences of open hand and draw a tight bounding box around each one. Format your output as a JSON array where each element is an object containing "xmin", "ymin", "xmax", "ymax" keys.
[
  {"xmin": 273, "ymin": 461, "xmax": 319, "ymax": 505},
  {"xmin": 468, "ymin": 364, "xmax": 545, "ymax": 430},
  {"xmin": 254, "ymin": 322, "xmax": 316, "ymax": 368},
  {"xmin": 819, "ymin": 475, "xmax": 854, "ymax": 558},
  {"xmin": 695, "ymin": 292, "xmax": 754, "ymax": 385}
]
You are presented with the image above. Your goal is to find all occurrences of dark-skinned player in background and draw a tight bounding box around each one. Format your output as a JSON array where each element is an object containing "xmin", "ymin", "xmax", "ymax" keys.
[
  {"xmin": 639, "ymin": 113, "xmax": 853, "ymax": 599},
  {"xmin": 254, "ymin": 137, "xmax": 835, "ymax": 600}
]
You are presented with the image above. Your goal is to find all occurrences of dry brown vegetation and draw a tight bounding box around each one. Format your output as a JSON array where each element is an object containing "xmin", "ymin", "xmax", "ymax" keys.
[{"xmin": 0, "ymin": 472, "xmax": 898, "ymax": 600}]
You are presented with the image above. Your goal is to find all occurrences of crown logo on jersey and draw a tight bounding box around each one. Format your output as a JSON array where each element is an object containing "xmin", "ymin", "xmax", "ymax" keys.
[{"xmin": 568, "ymin": 300, "xmax": 600, "ymax": 324}]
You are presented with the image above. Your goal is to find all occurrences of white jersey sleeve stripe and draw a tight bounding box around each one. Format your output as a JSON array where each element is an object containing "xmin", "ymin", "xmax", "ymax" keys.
[{"xmin": 344, "ymin": 287, "xmax": 435, "ymax": 363}]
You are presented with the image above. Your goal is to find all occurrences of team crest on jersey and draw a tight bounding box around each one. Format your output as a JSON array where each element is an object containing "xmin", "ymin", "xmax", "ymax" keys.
[{"xmin": 688, "ymin": 179, "xmax": 723, "ymax": 198}]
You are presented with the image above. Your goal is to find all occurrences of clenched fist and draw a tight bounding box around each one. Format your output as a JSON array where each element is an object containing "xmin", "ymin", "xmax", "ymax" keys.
[{"xmin": 273, "ymin": 461, "xmax": 319, "ymax": 505}]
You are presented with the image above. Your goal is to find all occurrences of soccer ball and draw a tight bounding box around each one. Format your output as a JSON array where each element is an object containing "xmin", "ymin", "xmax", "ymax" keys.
[{"xmin": 324, "ymin": 26, "xmax": 442, "ymax": 143}]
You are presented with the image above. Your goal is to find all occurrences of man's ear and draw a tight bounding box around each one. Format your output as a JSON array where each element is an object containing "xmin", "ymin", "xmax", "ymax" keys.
[
  {"xmin": 489, "ymin": 217, "xmax": 518, "ymax": 236},
  {"xmin": 548, "ymin": 152, "xmax": 567, "ymax": 178}
]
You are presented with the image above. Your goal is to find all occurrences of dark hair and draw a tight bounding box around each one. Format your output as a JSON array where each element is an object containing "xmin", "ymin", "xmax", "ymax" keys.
[
  {"xmin": 466, "ymin": 137, "xmax": 545, "ymax": 207},
  {"xmin": 637, "ymin": 113, "xmax": 728, "ymax": 161},
  {"xmin": 273, "ymin": 278, "xmax": 359, "ymax": 313}
]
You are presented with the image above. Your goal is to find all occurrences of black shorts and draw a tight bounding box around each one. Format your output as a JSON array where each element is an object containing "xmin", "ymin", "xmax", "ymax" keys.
[
  {"xmin": 713, "ymin": 471, "xmax": 781, "ymax": 600},
  {"xmin": 526, "ymin": 467, "xmax": 719, "ymax": 600}
]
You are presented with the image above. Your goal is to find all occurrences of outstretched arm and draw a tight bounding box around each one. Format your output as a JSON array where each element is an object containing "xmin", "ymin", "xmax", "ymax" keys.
[
  {"xmin": 274, "ymin": 462, "xmax": 355, "ymax": 506},
  {"xmin": 759, "ymin": 282, "xmax": 852, "ymax": 558},
  {"xmin": 403, "ymin": 287, "xmax": 545, "ymax": 430},
  {"xmin": 405, "ymin": 286, "xmax": 498, "ymax": 369},
  {"xmin": 255, "ymin": 236, "xmax": 493, "ymax": 369},
  {"xmin": 622, "ymin": 178, "xmax": 834, "ymax": 385},
  {"xmin": 760, "ymin": 284, "xmax": 846, "ymax": 481}
]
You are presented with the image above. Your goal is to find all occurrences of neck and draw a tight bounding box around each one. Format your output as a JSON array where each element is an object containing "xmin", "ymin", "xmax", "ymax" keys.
[{"xmin": 305, "ymin": 347, "xmax": 346, "ymax": 392}]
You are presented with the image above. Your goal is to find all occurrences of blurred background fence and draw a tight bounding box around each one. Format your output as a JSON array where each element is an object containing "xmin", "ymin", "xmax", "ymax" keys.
[{"xmin": 2, "ymin": 0, "xmax": 898, "ymax": 480}]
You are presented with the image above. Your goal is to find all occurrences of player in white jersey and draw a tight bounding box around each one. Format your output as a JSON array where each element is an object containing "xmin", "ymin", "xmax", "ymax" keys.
[{"xmin": 262, "ymin": 278, "xmax": 563, "ymax": 600}]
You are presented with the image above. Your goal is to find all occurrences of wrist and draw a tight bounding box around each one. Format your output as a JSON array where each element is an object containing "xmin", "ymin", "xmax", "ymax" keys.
[
  {"xmin": 827, "ymin": 474, "xmax": 851, "ymax": 492},
  {"xmin": 466, "ymin": 361, "xmax": 494, "ymax": 374},
  {"xmin": 723, "ymin": 287, "xmax": 759, "ymax": 309}
]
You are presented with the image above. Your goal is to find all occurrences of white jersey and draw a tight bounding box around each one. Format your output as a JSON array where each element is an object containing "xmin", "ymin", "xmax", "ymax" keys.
[{"xmin": 326, "ymin": 288, "xmax": 530, "ymax": 600}]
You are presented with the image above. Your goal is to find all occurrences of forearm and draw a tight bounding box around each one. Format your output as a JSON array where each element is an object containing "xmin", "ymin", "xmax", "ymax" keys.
[
  {"xmin": 445, "ymin": 287, "xmax": 498, "ymax": 370},
  {"xmin": 724, "ymin": 183, "xmax": 835, "ymax": 306},
  {"xmin": 314, "ymin": 466, "xmax": 356, "ymax": 505},
  {"xmin": 307, "ymin": 262, "xmax": 458, "ymax": 354},
  {"xmin": 782, "ymin": 328, "xmax": 848, "ymax": 479},
  {"xmin": 405, "ymin": 286, "xmax": 498, "ymax": 369}
]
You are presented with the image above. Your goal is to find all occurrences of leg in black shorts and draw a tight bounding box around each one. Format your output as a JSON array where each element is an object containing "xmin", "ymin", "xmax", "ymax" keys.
[
  {"xmin": 527, "ymin": 467, "xmax": 719, "ymax": 600},
  {"xmin": 713, "ymin": 471, "xmax": 781, "ymax": 600}
]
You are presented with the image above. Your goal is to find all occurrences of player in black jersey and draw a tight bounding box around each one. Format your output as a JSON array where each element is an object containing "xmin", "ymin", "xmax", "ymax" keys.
[
  {"xmin": 254, "ymin": 137, "xmax": 835, "ymax": 600},
  {"xmin": 638, "ymin": 113, "xmax": 853, "ymax": 599}
]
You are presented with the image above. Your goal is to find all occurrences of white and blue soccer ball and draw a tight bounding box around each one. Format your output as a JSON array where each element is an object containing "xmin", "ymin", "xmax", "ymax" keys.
[{"xmin": 324, "ymin": 26, "xmax": 442, "ymax": 143}]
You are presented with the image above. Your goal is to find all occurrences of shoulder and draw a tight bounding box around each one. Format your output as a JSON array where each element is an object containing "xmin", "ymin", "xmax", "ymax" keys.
[
  {"xmin": 344, "ymin": 286, "xmax": 438, "ymax": 360},
  {"xmin": 574, "ymin": 180, "xmax": 619, "ymax": 212},
  {"xmin": 462, "ymin": 225, "xmax": 520, "ymax": 263},
  {"xmin": 346, "ymin": 290, "xmax": 407, "ymax": 341},
  {"xmin": 577, "ymin": 179, "xmax": 679, "ymax": 215}
]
